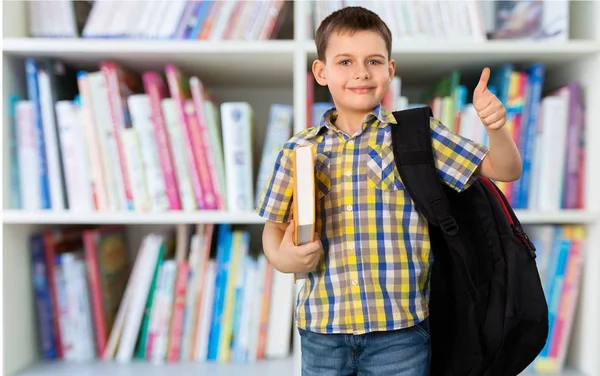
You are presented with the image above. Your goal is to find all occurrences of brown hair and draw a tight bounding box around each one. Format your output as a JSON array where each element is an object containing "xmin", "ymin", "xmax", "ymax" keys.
[{"xmin": 314, "ymin": 6, "xmax": 393, "ymax": 61}]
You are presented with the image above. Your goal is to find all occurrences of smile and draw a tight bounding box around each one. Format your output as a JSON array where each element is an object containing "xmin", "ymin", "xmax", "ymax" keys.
[{"xmin": 348, "ymin": 87, "xmax": 375, "ymax": 94}]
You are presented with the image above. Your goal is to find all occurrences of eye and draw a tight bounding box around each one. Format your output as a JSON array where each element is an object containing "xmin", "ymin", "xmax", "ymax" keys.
[
  {"xmin": 339, "ymin": 60, "xmax": 351, "ymax": 66},
  {"xmin": 368, "ymin": 60, "xmax": 383, "ymax": 65}
]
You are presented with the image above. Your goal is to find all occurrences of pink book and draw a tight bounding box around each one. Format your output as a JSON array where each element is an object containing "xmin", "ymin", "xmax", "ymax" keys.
[
  {"xmin": 166, "ymin": 262, "xmax": 190, "ymax": 362},
  {"xmin": 184, "ymin": 100, "xmax": 217, "ymax": 209},
  {"xmin": 165, "ymin": 65, "xmax": 206, "ymax": 209},
  {"xmin": 100, "ymin": 61, "xmax": 139, "ymax": 211},
  {"xmin": 222, "ymin": 1, "xmax": 244, "ymax": 40},
  {"xmin": 190, "ymin": 77, "xmax": 221, "ymax": 209},
  {"xmin": 142, "ymin": 71, "xmax": 182, "ymax": 210},
  {"xmin": 549, "ymin": 228, "xmax": 584, "ymax": 359}
]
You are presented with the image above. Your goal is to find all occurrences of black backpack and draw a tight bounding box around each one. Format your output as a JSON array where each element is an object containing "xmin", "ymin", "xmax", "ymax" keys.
[{"xmin": 390, "ymin": 107, "xmax": 549, "ymax": 376}]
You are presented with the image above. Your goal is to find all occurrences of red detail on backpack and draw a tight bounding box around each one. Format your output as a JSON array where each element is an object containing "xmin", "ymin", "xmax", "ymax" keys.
[{"xmin": 479, "ymin": 177, "xmax": 513, "ymax": 226}]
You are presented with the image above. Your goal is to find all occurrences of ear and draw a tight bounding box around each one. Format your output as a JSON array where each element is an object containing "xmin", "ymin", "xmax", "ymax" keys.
[
  {"xmin": 312, "ymin": 59, "xmax": 328, "ymax": 87},
  {"xmin": 388, "ymin": 59, "xmax": 396, "ymax": 82}
]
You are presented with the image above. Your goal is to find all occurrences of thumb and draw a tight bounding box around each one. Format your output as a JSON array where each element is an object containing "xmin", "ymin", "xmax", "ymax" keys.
[
  {"xmin": 284, "ymin": 220, "xmax": 295, "ymax": 241},
  {"xmin": 475, "ymin": 67, "xmax": 490, "ymax": 93}
]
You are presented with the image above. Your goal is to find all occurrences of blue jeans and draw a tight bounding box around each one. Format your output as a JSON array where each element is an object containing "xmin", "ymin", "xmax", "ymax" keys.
[{"xmin": 298, "ymin": 318, "xmax": 431, "ymax": 376}]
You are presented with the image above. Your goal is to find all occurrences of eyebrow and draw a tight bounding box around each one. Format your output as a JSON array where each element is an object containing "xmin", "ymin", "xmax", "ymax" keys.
[{"xmin": 334, "ymin": 53, "xmax": 386, "ymax": 59}]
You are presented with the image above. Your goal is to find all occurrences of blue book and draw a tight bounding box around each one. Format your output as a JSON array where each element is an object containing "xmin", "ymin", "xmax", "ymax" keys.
[{"xmin": 25, "ymin": 58, "xmax": 51, "ymax": 209}]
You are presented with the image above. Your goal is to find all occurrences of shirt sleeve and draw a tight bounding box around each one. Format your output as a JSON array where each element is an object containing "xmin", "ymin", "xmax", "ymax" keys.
[
  {"xmin": 430, "ymin": 117, "xmax": 489, "ymax": 192},
  {"xmin": 255, "ymin": 146, "xmax": 294, "ymax": 223}
]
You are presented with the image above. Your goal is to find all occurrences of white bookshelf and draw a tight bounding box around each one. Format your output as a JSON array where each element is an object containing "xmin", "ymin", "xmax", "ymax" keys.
[
  {"xmin": 2, "ymin": 209, "xmax": 597, "ymax": 226},
  {"xmin": 2, "ymin": 1, "xmax": 600, "ymax": 376}
]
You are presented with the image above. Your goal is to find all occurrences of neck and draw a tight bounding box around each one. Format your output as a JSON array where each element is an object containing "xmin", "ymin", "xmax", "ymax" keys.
[{"xmin": 333, "ymin": 108, "xmax": 371, "ymax": 136}]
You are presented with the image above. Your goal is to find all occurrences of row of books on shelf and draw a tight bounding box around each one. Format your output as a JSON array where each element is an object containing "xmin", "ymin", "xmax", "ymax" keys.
[
  {"xmin": 8, "ymin": 58, "xmax": 295, "ymax": 213},
  {"xmin": 313, "ymin": 0, "xmax": 570, "ymax": 42},
  {"xmin": 27, "ymin": 0, "xmax": 569, "ymax": 43},
  {"xmin": 525, "ymin": 224, "xmax": 585, "ymax": 374},
  {"xmin": 31, "ymin": 224, "xmax": 295, "ymax": 364},
  {"xmin": 307, "ymin": 60, "xmax": 586, "ymax": 212},
  {"xmin": 28, "ymin": 221, "xmax": 586, "ymax": 371},
  {"xmin": 28, "ymin": 0, "xmax": 291, "ymax": 40}
]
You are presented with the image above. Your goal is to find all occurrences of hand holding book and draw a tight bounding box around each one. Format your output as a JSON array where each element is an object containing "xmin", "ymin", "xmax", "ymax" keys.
[{"xmin": 272, "ymin": 220, "xmax": 322, "ymax": 274}]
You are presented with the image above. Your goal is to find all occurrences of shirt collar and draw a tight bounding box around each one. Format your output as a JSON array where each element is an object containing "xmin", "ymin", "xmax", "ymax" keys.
[{"xmin": 314, "ymin": 104, "xmax": 397, "ymax": 135}]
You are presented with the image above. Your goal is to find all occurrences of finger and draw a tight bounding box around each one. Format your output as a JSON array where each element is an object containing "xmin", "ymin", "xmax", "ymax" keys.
[
  {"xmin": 475, "ymin": 67, "xmax": 491, "ymax": 93},
  {"xmin": 284, "ymin": 220, "xmax": 295, "ymax": 236},
  {"xmin": 300, "ymin": 240, "xmax": 322, "ymax": 256},
  {"xmin": 477, "ymin": 101, "xmax": 499, "ymax": 118},
  {"xmin": 483, "ymin": 112, "xmax": 505, "ymax": 126},
  {"xmin": 487, "ymin": 118, "xmax": 505, "ymax": 130}
]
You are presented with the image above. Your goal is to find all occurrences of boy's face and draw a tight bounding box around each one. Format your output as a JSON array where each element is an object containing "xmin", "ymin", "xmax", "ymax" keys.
[{"xmin": 313, "ymin": 29, "xmax": 395, "ymax": 117}]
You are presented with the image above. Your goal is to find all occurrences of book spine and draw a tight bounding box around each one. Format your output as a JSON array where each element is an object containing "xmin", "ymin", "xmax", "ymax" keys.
[
  {"xmin": 100, "ymin": 62, "xmax": 134, "ymax": 210},
  {"xmin": 142, "ymin": 71, "xmax": 182, "ymax": 210}
]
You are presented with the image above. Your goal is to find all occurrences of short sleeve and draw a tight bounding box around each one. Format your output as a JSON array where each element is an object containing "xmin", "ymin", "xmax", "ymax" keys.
[
  {"xmin": 430, "ymin": 118, "xmax": 489, "ymax": 192},
  {"xmin": 255, "ymin": 147, "xmax": 294, "ymax": 223}
]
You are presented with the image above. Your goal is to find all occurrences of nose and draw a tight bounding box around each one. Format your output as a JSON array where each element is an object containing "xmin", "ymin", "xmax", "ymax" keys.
[{"xmin": 355, "ymin": 70, "xmax": 370, "ymax": 80}]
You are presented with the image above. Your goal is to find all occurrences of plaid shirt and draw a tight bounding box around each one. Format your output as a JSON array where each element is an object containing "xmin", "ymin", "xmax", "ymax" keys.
[{"xmin": 256, "ymin": 105, "xmax": 489, "ymax": 334}]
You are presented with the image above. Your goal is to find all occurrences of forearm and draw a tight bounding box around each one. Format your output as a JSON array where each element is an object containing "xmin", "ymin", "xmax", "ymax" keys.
[
  {"xmin": 485, "ymin": 126, "xmax": 522, "ymax": 181},
  {"xmin": 262, "ymin": 221, "xmax": 286, "ymax": 267}
]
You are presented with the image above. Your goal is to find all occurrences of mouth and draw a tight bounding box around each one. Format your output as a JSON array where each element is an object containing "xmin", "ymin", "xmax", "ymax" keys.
[{"xmin": 348, "ymin": 86, "xmax": 375, "ymax": 94}]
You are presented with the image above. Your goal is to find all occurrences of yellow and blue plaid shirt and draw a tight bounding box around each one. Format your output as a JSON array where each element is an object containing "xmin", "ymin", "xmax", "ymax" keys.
[{"xmin": 256, "ymin": 105, "xmax": 489, "ymax": 334}]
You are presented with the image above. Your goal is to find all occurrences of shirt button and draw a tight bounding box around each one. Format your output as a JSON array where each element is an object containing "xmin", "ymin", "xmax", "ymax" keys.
[
  {"xmin": 346, "ymin": 205, "xmax": 353, "ymax": 212},
  {"xmin": 352, "ymin": 280, "xmax": 359, "ymax": 286},
  {"xmin": 348, "ymin": 139, "xmax": 354, "ymax": 146},
  {"xmin": 345, "ymin": 170, "xmax": 352, "ymax": 177},
  {"xmin": 348, "ymin": 242, "xmax": 355, "ymax": 250}
]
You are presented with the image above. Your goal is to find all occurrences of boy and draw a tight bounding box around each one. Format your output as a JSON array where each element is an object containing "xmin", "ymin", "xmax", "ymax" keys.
[{"xmin": 256, "ymin": 6, "xmax": 522, "ymax": 376}]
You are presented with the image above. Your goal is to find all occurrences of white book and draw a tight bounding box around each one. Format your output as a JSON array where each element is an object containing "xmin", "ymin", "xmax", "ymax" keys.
[
  {"xmin": 235, "ymin": 256, "xmax": 257, "ymax": 362},
  {"xmin": 73, "ymin": 257, "xmax": 96, "ymax": 361},
  {"xmin": 146, "ymin": 257, "xmax": 167, "ymax": 361},
  {"xmin": 16, "ymin": 101, "xmax": 41, "ymax": 210},
  {"xmin": 56, "ymin": 101, "xmax": 94, "ymax": 212},
  {"xmin": 151, "ymin": 260, "xmax": 177, "ymax": 364},
  {"xmin": 209, "ymin": 0, "xmax": 237, "ymax": 40},
  {"xmin": 265, "ymin": 269, "xmax": 294, "ymax": 358},
  {"xmin": 128, "ymin": 94, "xmax": 170, "ymax": 212},
  {"xmin": 103, "ymin": 235, "xmax": 154, "ymax": 360},
  {"xmin": 195, "ymin": 260, "xmax": 216, "ymax": 362},
  {"xmin": 247, "ymin": 255, "xmax": 268, "ymax": 363},
  {"xmin": 61, "ymin": 253, "xmax": 95, "ymax": 361},
  {"xmin": 54, "ymin": 256, "xmax": 75, "ymax": 360},
  {"xmin": 87, "ymin": 71, "xmax": 126, "ymax": 211},
  {"xmin": 532, "ymin": 96, "xmax": 569, "ymax": 212},
  {"xmin": 146, "ymin": 0, "xmax": 171, "ymax": 39},
  {"xmin": 220, "ymin": 102, "xmax": 254, "ymax": 212},
  {"xmin": 116, "ymin": 234, "xmax": 162, "ymax": 362},
  {"xmin": 37, "ymin": 67, "xmax": 66, "ymax": 210},
  {"xmin": 254, "ymin": 104, "xmax": 293, "ymax": 208},
  {"xmin": 180, "ymin": 233, "xmax": 202, "ymax": 360},
  {"xmin": 121, "ymin": 127, "xmax": 150, "ymax": 212},
  {"xmin": 157, "ymin": 0, "xmax": 188, "ymax": 38}
]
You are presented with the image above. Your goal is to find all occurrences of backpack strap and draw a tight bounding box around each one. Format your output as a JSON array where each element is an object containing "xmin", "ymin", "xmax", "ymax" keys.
[
  {"xmin": 390, "ymin": 107, "xmax": 457, "ymax": 236},
  {"xmin": 391, "ymin": 107, "xmax": 479, "ymax": 297}
]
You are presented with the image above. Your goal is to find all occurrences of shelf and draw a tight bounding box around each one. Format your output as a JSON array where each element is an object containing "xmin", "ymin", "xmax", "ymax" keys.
[
  {"xmin": 2, "ymin": 210, "xmax": 596, "ymax": 225},
  {"xmin": 1, "ymin": 210, "xmax": 266, "ymax": 225},
  {"xmin": 514, "ymin": 210, "xmax": 598, "ymax": 225},
  {"xmin": 303, "ymin": 40, "xmax": 600, "ymax": 84},
  {"xmin": 2, "ymin": 38, "xmax": 297, "ymax": 86},
  {"xmin": 14, "ymin": 358, "xmax": 293, "ymax": 376}
]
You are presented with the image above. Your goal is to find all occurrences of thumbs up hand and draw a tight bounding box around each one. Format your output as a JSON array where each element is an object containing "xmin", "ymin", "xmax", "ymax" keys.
[{"xmin": 473, "ymin": 67, "xmax": 507, "ymax": 131}]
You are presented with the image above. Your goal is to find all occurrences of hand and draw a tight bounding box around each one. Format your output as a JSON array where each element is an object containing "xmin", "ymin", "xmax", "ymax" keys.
[
  {"xmin": 275, "ymin": 220, "xmax": 323, "ymax": 274},
  {"xmin": 473, "ymin": 67, "xmax": 507, "ymax": 130}
]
